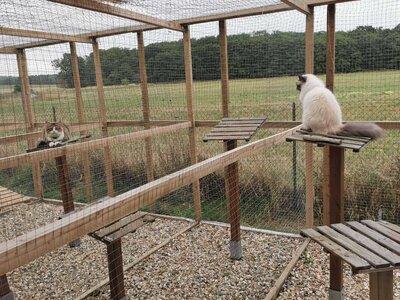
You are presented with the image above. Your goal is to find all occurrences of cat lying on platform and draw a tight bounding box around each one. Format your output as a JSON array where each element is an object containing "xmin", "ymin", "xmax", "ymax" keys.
[
  {"xmin": 39, "ymin": 121, "xmax": 71, "ymax": 147},
  {"xmin": 296, "ymin": 74, "xmax": 383, "ymax": 139}
]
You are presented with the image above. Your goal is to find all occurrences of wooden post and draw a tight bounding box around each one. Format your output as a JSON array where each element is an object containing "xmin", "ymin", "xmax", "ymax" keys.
[
  {"xmin": 305, "ymin": 6, "xmax": 314, "ymax": 228},
  {"xmin": 92, "ymin": 39, "xmax": 114, "ymax": 197},
  {"xmin": 219, "ymin": 20, "xmax": 230, "ymax": 119},
  {"xmin": 183, "ymin": 26, "xmax": 202, "ymax": 221},
  {"xmin": 370, "ymin": 271, "xmax": 393, "ymax": 300},
  {"xmin": 16, "ymin": 49, "xmax": 43, "ymax": 199},
  {"xmin": 106, "ymin": 239, "xmax": 126, "ymax": 300},
  {"xmin": 219, "ymin": 19, "xmax": 235, "ymax": 226},
  {"xmin": 70, "ymin": 42, "xmax": 93, "ymax": 203},
  {"xmin": 326, "ymin": 4, "xmax": 336, "ymax": 92},
  {"xmin": 55, "ymin": 155, "xmax": 75, "ymax": 214},
  {"xmin": 323, "ymin": 146, "xmax": 344, "ymax": 299},
  {"xmin": 55, "ymin": 153, "xmax": 80, "ymax": 248},
  {"xmin": 137, "ymin": 31, "xmax": 155, "ymax": 212},
  {"xmin": 225, "ymin": 139, "xmax": 242, "ymax": 259},
  {"xmin": 0, "ymin": 275, "xmax": 14, "ymax": 300},
  {"xmin": 324, "ymin": 5, "xmax": 343, "ymax": 299}
]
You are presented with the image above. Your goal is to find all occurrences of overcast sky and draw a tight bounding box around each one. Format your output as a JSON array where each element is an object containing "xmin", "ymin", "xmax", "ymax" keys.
[{"xmin": 0, "ymin": 0, "xmax": 399, "ymax": 76}]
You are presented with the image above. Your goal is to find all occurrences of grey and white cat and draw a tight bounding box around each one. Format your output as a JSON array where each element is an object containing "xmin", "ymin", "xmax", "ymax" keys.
[
  {"xmin": 296, "ymin": 74, "xmax": 383, "ymax": 139},
  {"xmin": 42, "ymin": 121, "xmax": 71, "ymax": 147}
]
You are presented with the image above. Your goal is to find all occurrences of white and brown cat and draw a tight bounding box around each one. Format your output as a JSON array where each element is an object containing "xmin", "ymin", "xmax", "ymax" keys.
[
  {"xmin": 296, "ymin": 74, "xmax": 383, "ymax": 139},
  {"xmin": 42, "ymin": 121, "xmax": 71, "ymax": 147}
]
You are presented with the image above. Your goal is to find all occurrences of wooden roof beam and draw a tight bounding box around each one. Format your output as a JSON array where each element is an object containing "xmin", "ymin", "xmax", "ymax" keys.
[
  {"xmin": 0, "ymin": 26, "xmax": 92, "ymax": 43},
  {"xmin": 281, "ymin": 0, "xmax": 311, "ymax": 14},
  {"xmin": 48, "ymin": 0, "xmax": 184, "ymax": 32},
  {"xmin": 0, "ymin": 47, "xmax": 17, "ymax": 54}
]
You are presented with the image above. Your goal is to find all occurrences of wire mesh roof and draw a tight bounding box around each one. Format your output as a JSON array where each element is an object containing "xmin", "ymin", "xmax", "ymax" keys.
[{"xmin": 0, "ymin": 0, "xmax": 286, "ymax": 49}]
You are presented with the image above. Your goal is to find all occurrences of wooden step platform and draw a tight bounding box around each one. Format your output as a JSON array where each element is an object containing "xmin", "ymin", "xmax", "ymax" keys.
[
  {"xmin": 301, "ymin": 220, "xmax": 400, "ymax": 274},
  {"xmin": 286, "ymin": 129, "xmax": 372, "ymax": 152},
  {"xmin": 302, "ymin": 220, "xmax": 400, "ymax": 300},
  {"xmin": 203, "ymin": 117, "xmax": 266, "ymax": 142}
]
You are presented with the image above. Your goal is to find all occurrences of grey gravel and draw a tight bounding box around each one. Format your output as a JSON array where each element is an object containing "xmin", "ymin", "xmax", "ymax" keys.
[{"xmin": 2, "ymin": 202, "xmax": 399, "ymax": 299}]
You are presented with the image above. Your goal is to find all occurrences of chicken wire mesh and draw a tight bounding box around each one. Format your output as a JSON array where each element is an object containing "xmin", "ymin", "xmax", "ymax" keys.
[{"xmin": 0, "ymin": 0, "xmax": 399, "ymax": 298}]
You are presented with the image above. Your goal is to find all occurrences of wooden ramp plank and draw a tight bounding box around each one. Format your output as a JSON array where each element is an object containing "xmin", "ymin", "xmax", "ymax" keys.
[
  {"xmin": 301, "ymin": 228, "xmax": 370, "ymax": 271},
  {"xmin": 332, "ymin": 223, "xmax": 400, "ymax": 266},
  {"xmin": 378, "ymin": 220, "xmax": 400, "ymax": 234},
  {"xmin": 347, "ymin": 221, "xmax": 400, "ymax": 255},
  {"xmin": 317, "ymin": 226, "xmax": 390, "ymax": 268},
  {"xmin": 361, "ymin": 220, "xmax": 400, "ymax": 243}
]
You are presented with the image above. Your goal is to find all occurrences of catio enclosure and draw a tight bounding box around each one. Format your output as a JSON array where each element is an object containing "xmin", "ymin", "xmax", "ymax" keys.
[{"xmin": 0, "ymin": 0, "xmax": 399, "ymax": 299}]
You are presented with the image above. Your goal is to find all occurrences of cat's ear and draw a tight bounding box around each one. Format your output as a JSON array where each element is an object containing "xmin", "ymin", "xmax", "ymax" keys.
[{"xmin": 298, "ymin": 74, "xmax": 307, "ymax": 82}]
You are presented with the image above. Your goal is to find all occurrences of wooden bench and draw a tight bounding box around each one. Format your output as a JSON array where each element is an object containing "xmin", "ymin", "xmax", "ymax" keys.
[
  {"xmin": 302, "ymin": 220, "xmax": 400, "ymax": 300},
  {"xmin": 89, "ymin": 211, "xmax": 155, "ymax": 300}
]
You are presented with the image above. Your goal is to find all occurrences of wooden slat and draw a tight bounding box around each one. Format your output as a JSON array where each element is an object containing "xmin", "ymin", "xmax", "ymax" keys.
[
  {"xmin": 216, "ymin": 124, "xmax": 261, "ymax": 128},
  {"xmin": 331, "ymin": 223, "xmax": 400, "ymax": 266},
  {"xmin": 107, "ymin": 216, "xmax": 154, "ymax": 242},
  {"xmin": 92, "ymin": 212, "xmax": 145, "ymax": 239},
  {"xmin": 210, "ymin": 127, "xmax": 259, "ymax": 132},
  {"xmin": 287, "ymin": 135, "xmax": 362, "ymax": 151},
  {"xmin": 378, "ymin": 220, "xmax": 400, "ymax": 234},
  {"xmin": 347, "ymin": 221, "xmax": 400, "ymax": 255},
  {"xmin": 301, "ymin": 228, "xmax": 370, "ymax": 271},
  {"xmin": 0, "ymin": 125, "xmax": 301, "ymax": 275},
  {"xmin": 317, "ymin": 226, "xmax": 390, "ymax": 268},
  {"xmin": 48, "ymin": 0, "xmax": 184, "ymax": 32},
  {"xmin": 206, "ymin": 132, "xmax": 253, "ymax": 137},
  {"xmin": 205, "ymin": 135, "xmax": 252, "ymax": 141},
  {"xmin": 361, "ymin": 220, "xmax": 400, "ymax": 243}
]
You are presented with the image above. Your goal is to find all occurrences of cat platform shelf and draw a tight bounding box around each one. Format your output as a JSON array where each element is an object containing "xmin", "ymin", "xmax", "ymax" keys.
[
  {"xmin": 286, "ymin": 128, "xmax": 382, "ymax": 300},
  {"xmin": 204, "ymin": 117, "xmax": 266, "ymax": 260},
  {"xmin": 26, "ymin": 123, "xmax": 91, "ymax": 247}
]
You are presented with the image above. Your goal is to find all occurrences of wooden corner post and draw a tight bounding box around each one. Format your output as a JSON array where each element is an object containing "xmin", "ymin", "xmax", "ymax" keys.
[
  {"xmin": 305, "ymin": 5, "xmax": 314, "ymax": 228},
  {"xmin": 137, "ymin": 31, "xmax": 155, "ymax": 212},
  {"xmin": 70, "ymin": 42, "xmax": 94, "ymax": 203},
  {"xmin": 92, "ymin": 38, "xmax": 114, "ymax": 197},
  {"xmin": 16, "ymin": 49, "xmax": 43, "ymax": 199},
  {"xmin": 324, "ymin": 4, "xmax": 344, "ymax": 300},
  {"xmin": 0, "ymin": 274, "xmax": 14, "ymax": 300},
  {"xmin": 183, "ymin": 25, "xmax": 202, "ymax": 221}
]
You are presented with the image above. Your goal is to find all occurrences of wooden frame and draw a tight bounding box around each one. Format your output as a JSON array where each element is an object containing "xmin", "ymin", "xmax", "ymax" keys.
[
  {"xmin": 183, "ymin": 25, "xmax": 202, "ymax": 221},
  {"xmin": 0, "ymin": 0, "xmax": 357, "ymax": 51},
  {"xmin": 305, "ymin": 6, "xmax": 315, "ymax": 228},
  {"xmin": 16, "ymin": 49, "xmax": 43, "ymax": 199},
  {"xmin": 0, "ymin": 125, "xmax": 300, "ymax": 275},
  {"xmin": 281, "ymin": 0, "xmax": 311, "ymax": 14},
  {"xmin": 48, "ymin": 0, "xmax": 184, "ymax": 32},
  {"xmin": 137, "ymin": 31, "xmax": 155, "ymax": 212},
  {"xmin": 70, "ymin": 42, "xmax": 94, "ymax": 202},
  {"xmin": 92, "ymin": 38, "xmax": 114, "ymax": 197},
  {"xmin": 0, "ymin": 26, "xmax": 91, "ymax": 43},
  {"xmin": 0, "ymin": 122, "xmax": 191, "ymax": 171}
]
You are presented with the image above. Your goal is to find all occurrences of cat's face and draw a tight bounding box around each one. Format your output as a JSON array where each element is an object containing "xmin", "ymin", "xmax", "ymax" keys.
[
  {"xmin": 296, "ymin": 74, "xmax": 307, "ymax": 91},
  {"xmin": 44, "ymin": 122, "xmax": 65, "ymax": 142}
]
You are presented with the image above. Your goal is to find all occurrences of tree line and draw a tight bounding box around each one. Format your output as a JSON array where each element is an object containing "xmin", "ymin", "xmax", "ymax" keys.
[{"xmin": 26, "ymin": 25, "xmax": 400, "ymax": 87}]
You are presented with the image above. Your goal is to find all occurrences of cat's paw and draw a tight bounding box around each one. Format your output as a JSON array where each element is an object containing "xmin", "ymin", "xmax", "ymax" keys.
[{"xmin": 49, "ymin": 142, "xmax": 55, "ymax": 147}]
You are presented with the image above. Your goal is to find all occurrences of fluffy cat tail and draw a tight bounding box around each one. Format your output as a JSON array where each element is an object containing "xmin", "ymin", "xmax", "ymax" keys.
[{"xmin": 338, "ymin": 122, "xmax": 383, "ymax": 140}]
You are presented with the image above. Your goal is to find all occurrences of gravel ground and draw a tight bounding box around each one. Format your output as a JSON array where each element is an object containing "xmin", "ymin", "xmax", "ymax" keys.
[
  {"xmin": 278, "ymin": 242, "xmax": 400, "ymax": 300},
  {"xmin": 1, "ymin": 202, "xmax": 399, "ymax": 299}
]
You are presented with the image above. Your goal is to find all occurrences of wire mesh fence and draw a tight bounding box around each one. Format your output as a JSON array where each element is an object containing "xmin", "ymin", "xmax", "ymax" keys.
[{"xmin": 0, "ymin": 0, "xmax": 399, "ymax": 298}]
